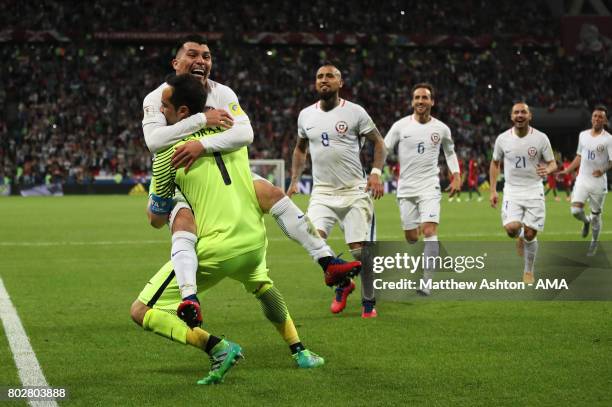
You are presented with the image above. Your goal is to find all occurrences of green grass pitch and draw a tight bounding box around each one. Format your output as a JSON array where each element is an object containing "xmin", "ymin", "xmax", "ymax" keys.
[{"xmin": 1, "ymin": 194, "xmax": 611, "ymax": 406}]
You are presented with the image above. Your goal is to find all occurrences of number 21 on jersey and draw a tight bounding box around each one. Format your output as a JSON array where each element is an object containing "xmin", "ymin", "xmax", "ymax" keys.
[{"xmin": 515, "ymin": 156, "xmax": 526, "ymax": 168}]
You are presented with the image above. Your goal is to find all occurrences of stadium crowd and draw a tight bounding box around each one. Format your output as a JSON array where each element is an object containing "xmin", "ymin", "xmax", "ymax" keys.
[
  {"xmin": 1, "ymin": 2, "xmax": 610, "ymax": 187},
  {"xmin": 3, "ymin": 0, "xmax": 556, "ymax": 36}
]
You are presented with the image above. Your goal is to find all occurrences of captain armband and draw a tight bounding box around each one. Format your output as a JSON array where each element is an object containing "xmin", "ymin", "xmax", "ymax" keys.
[{"xmin": 149, "ymin": 193, "xmax": 174, "ymax": 215}]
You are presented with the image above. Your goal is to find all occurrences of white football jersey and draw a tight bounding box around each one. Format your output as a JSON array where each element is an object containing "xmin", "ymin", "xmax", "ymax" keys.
[
  {"xmin": 384, "ymin": 115, "xmax": 455, "ymax": 197},
  {"xmin": 575, "ymin": 129, "xmax": 612, "ymax": 191},
  {"xmin": 492, "ymin": 127, "xmax": 554, "ymax": 200},
  {"xmin": 297, "ymin": 99, "xmax": 376, "ymax": 194},
  {"xmin": 142, "ymin": 79, "xmax": 250, "ymax": 153}
]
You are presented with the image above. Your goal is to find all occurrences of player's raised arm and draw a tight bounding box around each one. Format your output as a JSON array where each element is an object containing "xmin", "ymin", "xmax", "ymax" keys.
[
  {"xmin": 171, "ymin": 116, "xmax": 251, "ymax": 171},
  {"xmin": 142, "ymin": 89, "xmax": 206, "ymax": 153},
  {"xmin": 363, "ymin": 128, "xmax": 386, "ymax": 199},
  {"xmin": 172, "ymin": 87, "xmax": 253, "ymax": 172},
  {"xmin": 288, "ymin": 138, "xmax": 309, "ymax": 197}
]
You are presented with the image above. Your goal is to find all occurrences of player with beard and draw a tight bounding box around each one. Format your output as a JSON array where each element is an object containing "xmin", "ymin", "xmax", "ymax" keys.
[
  {"xmin": 133, "ymin": 74, "xmax": 324, "ymax": 385},
  {"xmin": 384, "ymin": 83, "xmax": 461, "ymax": 296},
  {"xmin": 489, "ymin": 102, "xmax": 557, "ymax": 283},
  {"xmin": 142, "ymin": 36, "xmax": 359, "ymax": 327},
  {"xmin": 288, "ymin": 63, "xmax": 386, "ymax": 318}
]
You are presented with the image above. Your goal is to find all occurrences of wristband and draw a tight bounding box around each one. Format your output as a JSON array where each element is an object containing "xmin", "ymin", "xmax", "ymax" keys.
[
  {"xmin": 149, "ymin": 193, "xmax": 174, "ymax": 215},
  {"xmin": 370, "ymin": 168, "xmax": 382, "ymax": 176}
]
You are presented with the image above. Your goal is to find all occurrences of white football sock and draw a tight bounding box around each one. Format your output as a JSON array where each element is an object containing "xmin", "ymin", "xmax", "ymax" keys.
[
  {"xmin": 171, "ymin": 231, "xmax": 198, "ymax": 299},
  {"xmin": 422, "ymin": 235, "xmax": 439, "ymax": 291},
  {"xmin": 269, "ymin": 196, "xmax": 334, "ymax": 260},
  {"xmin": 523, "ymin": 238, "xmax": 538, "ymax": 275}
]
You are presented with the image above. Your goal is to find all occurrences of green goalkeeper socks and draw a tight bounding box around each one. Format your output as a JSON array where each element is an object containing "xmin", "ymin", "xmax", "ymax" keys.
[
  {"xmin": 256, "ymin": 284, "xmax": 300, "ymax": 346},
  {"xmin": 142, "ymin": 308, "xmax": 188, "ymax": 345}
]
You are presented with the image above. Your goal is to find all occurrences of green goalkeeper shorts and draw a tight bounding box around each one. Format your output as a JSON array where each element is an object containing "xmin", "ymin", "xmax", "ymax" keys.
[{"xmin": 137, "ymin": 246, "xmax": 273, "ymax": 312}]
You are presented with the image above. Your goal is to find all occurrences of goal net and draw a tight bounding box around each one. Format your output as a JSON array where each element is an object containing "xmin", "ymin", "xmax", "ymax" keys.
[{"xmin": 250, "ymin": 159, "xmax": 286, "ymax": 191}]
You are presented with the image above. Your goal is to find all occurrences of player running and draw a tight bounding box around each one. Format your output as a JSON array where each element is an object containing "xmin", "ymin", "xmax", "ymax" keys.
[
  {"xmin": 489, "ymin": 102, "xmax": 557, "ymax": 283},
  {"xmin": 288, "ymin": 63, "xmax": 386, "ymax": 318},
  {"xmin": 132, "ymin": 74, "xmax": 324, "ymax": 385},
  {"xmin": 559, "ymin": 105, "xmax": 612, "ymax": 256},
  {"xmin": 384, "ymin": 82, "xmax": 461, "ymax": 296}
]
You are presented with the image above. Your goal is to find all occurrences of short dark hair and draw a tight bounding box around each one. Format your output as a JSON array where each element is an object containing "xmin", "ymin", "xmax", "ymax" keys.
[
  {"xmin": 166, "ymin": 74, "xmax": 206, "ymax": 115},
  {"xmin": 411, "ymin": 82, "xmax": 435, "ymax": 99},
  {"xmin": 594, "ymin": 104, "xmax": 608, "ymax": 116},
  {"xmin": 510, "ymin": 101, "xmax": 530, "ymax": 114},
  {"xmin": 174, "ymin": 34, "xmax": 208, "ymax": 57},
  {"xmin": 318, "ymin": 61, "xmax": 342, "ymax": 77}
]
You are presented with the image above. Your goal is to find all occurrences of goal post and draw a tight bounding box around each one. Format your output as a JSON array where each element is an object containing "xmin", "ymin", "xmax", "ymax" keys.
[{"xmin": 250, "ymin": 159, "xmax": 286, "ymax": 191}]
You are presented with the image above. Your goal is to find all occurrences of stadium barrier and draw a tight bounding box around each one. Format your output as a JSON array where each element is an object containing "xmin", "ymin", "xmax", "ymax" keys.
[{"xmin": 4, "ymin": 178, "xmax": 506, "ymax": 196}]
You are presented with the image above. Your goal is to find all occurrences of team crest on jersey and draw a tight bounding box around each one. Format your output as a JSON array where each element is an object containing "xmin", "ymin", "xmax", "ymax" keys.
[
  {"xmin": 597, "ymin": 144, "xmax": 605, "ymax": 152},
  {"xmin": 335, "ymin": 121, "xmax": 348, "ymax": 134},
  {"xmin": 527, "ymin": 146, "xmax": 538, "ymax": 158},
  {"xmin": 430, "ymin": 133, "xmax": 440, "ymax": 144}
]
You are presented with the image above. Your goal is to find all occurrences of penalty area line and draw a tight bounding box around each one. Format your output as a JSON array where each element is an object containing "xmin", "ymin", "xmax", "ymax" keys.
[{"xmin": 0, "ymin": 278, "xmax": 58, "ymax": 407}]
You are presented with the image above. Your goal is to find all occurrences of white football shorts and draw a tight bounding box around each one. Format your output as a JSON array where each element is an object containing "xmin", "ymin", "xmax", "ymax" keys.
[
  {"xmin": 397, "ymin": 193, "xmax": 441, "ymax": 230},
  {"xmin": 501, "ymin": 198, "xmax": 546, "ymax": 231},
  {"xmin": 307, "ymin": 192, "xmax": 376, "ymax": 244},
  {"xmin": 571, "ymin": 181, "xmax": 607, "ymax": 213}
]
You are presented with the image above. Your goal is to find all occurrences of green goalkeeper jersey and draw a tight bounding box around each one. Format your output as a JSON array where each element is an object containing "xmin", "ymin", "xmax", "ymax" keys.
[{"xmin": 150, "ymin": 127, "xmax": 266, "ymax": 262}]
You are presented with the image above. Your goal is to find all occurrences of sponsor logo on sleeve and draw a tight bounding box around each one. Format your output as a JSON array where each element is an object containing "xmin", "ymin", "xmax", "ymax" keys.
[
  {"xmin": 144, "ymin": 105, "xmax": 157, "ymax": 118},
  {"xmin": 228, "ymin": 102, "xmax": 245, "ymax": 116}
]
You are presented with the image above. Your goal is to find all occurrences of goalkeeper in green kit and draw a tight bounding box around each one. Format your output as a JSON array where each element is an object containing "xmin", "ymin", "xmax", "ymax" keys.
[{"xmin": 130, "ymin": 73, "xmax": 324, "ymax": 385}]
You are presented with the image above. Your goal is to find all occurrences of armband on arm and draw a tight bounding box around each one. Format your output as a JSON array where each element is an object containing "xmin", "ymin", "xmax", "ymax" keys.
[{"xmin": 149, "ymin": 194, "xmax": 175, "ymax": 215}]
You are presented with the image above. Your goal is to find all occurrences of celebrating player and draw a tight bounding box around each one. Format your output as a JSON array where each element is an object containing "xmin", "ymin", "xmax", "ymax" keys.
[
  {"xmin": 384, "ymin": 82, "xmax": 461, "ymax": 296},
  {"xmin": 559, "ymin": 105, "xmax": 612, "ymax": 255},
  {"xmin": 142, "ymin": 36, "xmax": 359, "ymax": 323},
  {"xmin": 132, "ymin": 74, "xmax": 324, "ymax": 385},
  {"xmin": 287, "ymin": 63, "xmax": 386, "ymax": 318},
  {"xmin": 489, "ymin": 102, "xmax": 557, "ymax": 283}
]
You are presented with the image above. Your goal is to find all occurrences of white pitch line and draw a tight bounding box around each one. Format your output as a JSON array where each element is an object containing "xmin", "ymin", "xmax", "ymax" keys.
[
  {"xmin": 0, "ymin": 239, "xmax": 167, "ymax": 247},
  {"xmin": 0, "ymin": 278, "xmax": 58, "ymax": 407},
  {"xmin": 0, "ymin": 230, "xmax": 610, "ymax": 247}
]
